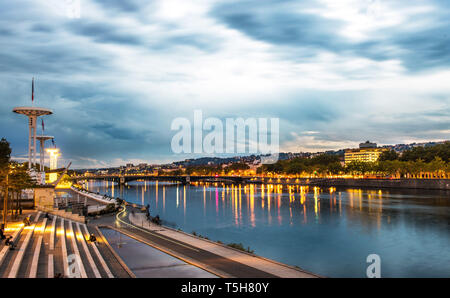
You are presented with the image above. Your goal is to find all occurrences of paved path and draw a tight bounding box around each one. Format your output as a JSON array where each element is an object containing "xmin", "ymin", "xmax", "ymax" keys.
[
  {"xmin": 98, "ymin": 205, "xmax": 318, "ymax": 278},
  {"xmin": 100, "ymin": 228, "xmax": 218, "ymax": 278}
]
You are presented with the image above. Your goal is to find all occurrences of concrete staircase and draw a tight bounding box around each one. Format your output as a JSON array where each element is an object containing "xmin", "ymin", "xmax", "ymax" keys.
[{"xmin": 0, "ymin": 212, "xmax": 120, "ymax": 278}]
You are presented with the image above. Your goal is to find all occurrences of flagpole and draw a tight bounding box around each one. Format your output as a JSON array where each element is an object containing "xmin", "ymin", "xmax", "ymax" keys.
[{"xmin": 31, "ymin": 77, "xmax": 34, "ymax": 106}]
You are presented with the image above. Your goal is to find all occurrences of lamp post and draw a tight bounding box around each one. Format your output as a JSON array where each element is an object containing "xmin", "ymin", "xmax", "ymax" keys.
[
  {"xmin": 46, "ymin": 148, "xmax": 60, "ymax": 183},
  {"xmin": 2, "ymin": 171, "xmax": 8, "ymax": 230}
]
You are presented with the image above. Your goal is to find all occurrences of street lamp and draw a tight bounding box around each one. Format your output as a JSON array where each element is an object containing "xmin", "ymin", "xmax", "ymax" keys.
[
  {"xmin": 2, "ymin": 165, "xmax": 12, "ymax": 230},
  {"xmin": 46, "ymin": 148, "xmax": 60, "ymax": 183}
]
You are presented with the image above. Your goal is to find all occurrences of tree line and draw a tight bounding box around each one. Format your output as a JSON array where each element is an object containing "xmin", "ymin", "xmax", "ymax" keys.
[
  {"xmin": 258, "ymin": 142, "xmax": 450, "ymax": 177},
  {"xmin": 1, "ymin": 138, "xmax": 36, "ymax": 219},
  {"xmin": 158, "ymin": 142, "xmax": 450, "ymax": 178}
]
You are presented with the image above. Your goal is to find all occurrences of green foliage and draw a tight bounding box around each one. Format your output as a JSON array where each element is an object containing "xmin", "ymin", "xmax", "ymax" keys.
[
  {"xmin": 379, "ymin": 150, "xmax": 399, "ymax": 161},
  {"xmin": 227, "ymin": 242, "xmax": 254, "ymax": 254},
  {"xmin": 223, "ymin": 162, "xmax": 250, "ymax": 174},
  {"xmin": 0, "ymin": 138, "xmax": 11, "ymax": 169},
  {"xmin": 105, "ymin": 203, "xmax": 116, "ymax": 213},
  {"xmin": 256, "ymin": 151, "xmax": 448, "ymax": 177},
  {"xmin": 8, "ymin": 162, "xmax": 35, "ymax": 191},
  {"xmin": 171, "ymin": 169, "xmax": 183, "ymax": 176},
  {"xmin": 259, "ymin": 153, "xmax": 341, "ymax": 176},
  {"xmin": 0, "ymin": 138, "xmax": 12, "ymax": 183},
  {"xmin": 185, "ymin": 165, "xmax": 222, "ymax": 176},
  {"xmin": 191, "ymin": 231, "xmax": 209, "ymax": 240},
  {"xmin": 399, "ymin": 142, "xmax": 450, "ymax": 162}
]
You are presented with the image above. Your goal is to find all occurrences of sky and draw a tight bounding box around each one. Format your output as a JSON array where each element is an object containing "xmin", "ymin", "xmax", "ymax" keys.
[{"xmin": 0, "ymin": 0, "xmax": 449, "ymax": 168}]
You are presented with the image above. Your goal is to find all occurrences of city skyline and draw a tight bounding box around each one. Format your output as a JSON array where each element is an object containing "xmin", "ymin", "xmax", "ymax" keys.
[{"xmin": 1, "ymin": 0, "xmax": 449, "ymax": 168}]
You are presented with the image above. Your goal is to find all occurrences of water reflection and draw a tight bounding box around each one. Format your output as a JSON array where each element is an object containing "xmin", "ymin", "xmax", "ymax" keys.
[{"xmin": 84, "ymin": 180, "xmax": 450, "ymax": 278}]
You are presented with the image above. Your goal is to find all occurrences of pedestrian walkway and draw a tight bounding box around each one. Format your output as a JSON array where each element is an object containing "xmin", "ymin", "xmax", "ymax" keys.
[
  {"xmin": 100, "ymin": 227, "xmax": 218, "ymax": 278},
  {"xmin": 119, "ymin": 207, "xmax": 319, "ymax": 278}
]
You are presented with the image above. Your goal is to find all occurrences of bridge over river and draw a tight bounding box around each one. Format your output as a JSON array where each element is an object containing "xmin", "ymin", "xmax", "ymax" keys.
[{"xmin": 70, "ymin": 175, "xmax": 314, "ymax": 186}]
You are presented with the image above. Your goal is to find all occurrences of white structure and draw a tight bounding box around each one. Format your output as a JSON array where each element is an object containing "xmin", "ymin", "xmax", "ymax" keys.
[
  {"xmin": 36, "ymin": 135, "xmax": 54, "ymax": 184},
  {"xmin": 36, "ymin": 135, "xmax": 54, "ymax": 171},
  {"xmin": 46, "ymin": 148, "xmax": 60, "ymax": 183},
  {"xmin": 13, "ymin": 107, "xmax": 53, "ymax": 169}
]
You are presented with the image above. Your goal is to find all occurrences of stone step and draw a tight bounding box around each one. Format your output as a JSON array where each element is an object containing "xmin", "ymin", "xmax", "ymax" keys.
[
  {"xmin": 0, "ymin": 224, "xmax": 24, "ymax": 270},
  {"xmin": 52, "ymin": 217, "xmax": 65, "ymax": 277},
  {"xmin": 74, "ymin": 222, "xmax": 101, "ymax": 278},
  {"xmin": 0, "ymin": 212, "xmax": 118, "ymax": 278},
  {"xmin": 66, "ymin": 220, "xmax": 88, "ymax": 277},
  {"xmin": 7, "ymin": 221, "xmax": 38, "ymax": 278},
  {"xmin": 81, "ymin": 223, "xmax": 114, "ymax": 278},
  {"xmin": 86, "ymin": 226, "xmax": 130, "ymax": 278},
  {"xmin": 28, "ymin": 218, "xmax": 48, "ymax": 278}
]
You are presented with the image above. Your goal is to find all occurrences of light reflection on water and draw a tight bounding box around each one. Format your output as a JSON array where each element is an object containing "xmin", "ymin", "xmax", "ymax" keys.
[{"xmin": 86, "ymin": 180, "xmax": 450, "ymax": 278}]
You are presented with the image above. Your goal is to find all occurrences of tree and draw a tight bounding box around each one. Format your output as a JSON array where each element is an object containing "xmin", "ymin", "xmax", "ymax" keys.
[
  {"xmin": 400, "ymin": 142, "xmax": 450, "ymax": 162},
  {"xmin": 308, "ymin": 154, "xmax": 340, "ymax": 166},
  {"xmin": 0, "ymin": 138, "xmax": 11, "ymax": 182},
  {"xmin": 285, "ymin": 162, "xmax": 306, "ymax": 175},
  {"xmin": 379, "ymin": 150, "xmax": 399, "ymax": 161},
  {"xmin": 427, "ymin": 157, "xmax": 446, "ymax": 177},
  {"xmin": 223, "ymin": 163, "xmax": 249, "ymax": 174},
  {"xmin": 329, "ymin": 162, "xmax": 344, "ymax": 175},
  {"xmin": 8, "ymin": 162, "xmax": 35, "ymax": 218},
  {"xmin": 172, "ymin": 169, "xmax": 183, "ymax": 176}
]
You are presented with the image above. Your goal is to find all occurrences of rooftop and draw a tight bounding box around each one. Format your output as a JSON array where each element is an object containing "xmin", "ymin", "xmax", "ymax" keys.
[{"xmin": 12, "ymin": 106, "xmax": 53, "ymax": 116}]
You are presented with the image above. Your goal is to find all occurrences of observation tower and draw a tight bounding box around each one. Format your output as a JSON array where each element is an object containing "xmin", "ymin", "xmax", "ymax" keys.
[{"xmin": 13, "ymin": 107, "xmax": 53, "ymax": 169}]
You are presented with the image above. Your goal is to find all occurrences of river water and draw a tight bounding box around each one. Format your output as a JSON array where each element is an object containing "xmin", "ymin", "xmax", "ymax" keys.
[{"xmin": 85, "ymin": 180, "xmax": 450, "ymax": 278}]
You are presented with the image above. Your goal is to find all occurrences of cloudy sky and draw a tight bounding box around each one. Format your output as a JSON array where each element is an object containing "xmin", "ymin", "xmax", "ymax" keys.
[{"xmin": 1, "ymin": 0, "xmax": 449, "ymax": 168}]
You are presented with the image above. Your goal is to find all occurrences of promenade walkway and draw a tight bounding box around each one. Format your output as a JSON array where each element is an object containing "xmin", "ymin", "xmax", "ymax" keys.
[{"xmin": 105, "ymin": 205, "xmax": 318, "ymax": 278}]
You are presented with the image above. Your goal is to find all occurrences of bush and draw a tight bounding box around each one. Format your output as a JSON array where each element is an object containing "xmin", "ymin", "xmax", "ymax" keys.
[
  {"xmin": 105, "ymin": 203, "xmax": 116, "ymax": 213},
  {"xmin": 191, "ymin": 231, "xmax": 209, "ymax": 240},
  {"xmin": 227, "ymin": 242, "xmax": 254, "ymax": 254}
]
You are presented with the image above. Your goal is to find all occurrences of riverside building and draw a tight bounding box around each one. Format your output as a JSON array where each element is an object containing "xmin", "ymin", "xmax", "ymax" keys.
[{"xmin": 344, "ymin": 141, "xmax": 387, "ymax": 165}]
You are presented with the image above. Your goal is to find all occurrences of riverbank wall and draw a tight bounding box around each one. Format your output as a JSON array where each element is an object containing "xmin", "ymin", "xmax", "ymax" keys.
[{"xmin": 305, "ymin": 178, "xmax": 450, "ymax": 190}]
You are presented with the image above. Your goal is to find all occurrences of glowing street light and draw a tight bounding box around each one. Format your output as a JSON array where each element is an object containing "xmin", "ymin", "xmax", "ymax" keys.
[{"xmin": 46, "ymin": 148, "xmax": 60, "ymax": 183}]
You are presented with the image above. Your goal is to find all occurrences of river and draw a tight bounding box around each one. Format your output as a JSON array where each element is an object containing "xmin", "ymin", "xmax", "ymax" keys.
[{"xmin": 85, "ymin": 180, "xmax": 450, "ymax": 278}]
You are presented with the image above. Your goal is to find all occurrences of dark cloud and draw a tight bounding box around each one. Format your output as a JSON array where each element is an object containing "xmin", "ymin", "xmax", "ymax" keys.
[
  {"xmin": 213, "ymin": 10, "xmax": 342, "ymax": 49},
  {"xmin": 93, "ymin": 0, "xmax": 141, "ymax": 12},
  {"xmin": 90, "ymin": 122, "xmax": 142, "ymax": 140},
  {"xmin": 66, "ymin": 21, "xmax": 143, "ymax": 45},
  {"xmin": 30, "ymin": 24, "xmax": 54, "ymax": 33},
  {"xmin": 0, "ymin": 44, "xmax": 111, "ymax": 75},
  {"xmin": 65, "ymin": 20, "xmax": 221, "ymax": 53},
  {"xmin": 164, "ymin": 34, "xmax": 222, "ymax": 52},
  {"xmin": 211, "ymin": 0, "xmax": 450, "ymax": 71},
  {"xmin": 390, "ymin": 29, "xmax": 450, "ymax": 70},
  {"xmin": 0, "ymin": 28, "xmax": 14, "ymax": 36}
]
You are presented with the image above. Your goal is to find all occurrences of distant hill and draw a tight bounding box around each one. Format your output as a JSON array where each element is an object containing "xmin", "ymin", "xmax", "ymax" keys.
[{"xmin": 73, "ymin": 140, "xmax": 448, "ymax": 172}]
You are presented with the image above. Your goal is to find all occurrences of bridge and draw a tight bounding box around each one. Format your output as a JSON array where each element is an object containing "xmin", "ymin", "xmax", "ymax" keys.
[
  {"xmin": 70, "ymin": 174, "xmax": 257, "ymax": 185},
  {"xmin": 70, "ymin": 174, "xmax": 328, "ymax": 187}
]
